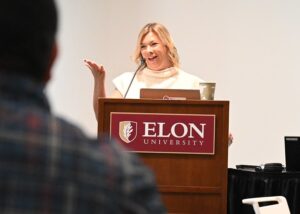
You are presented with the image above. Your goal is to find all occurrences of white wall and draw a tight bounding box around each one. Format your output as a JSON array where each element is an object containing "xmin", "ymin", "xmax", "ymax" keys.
[{"xmin": 47, "ymin": 0, "xmax": 300, "ymax": 167}]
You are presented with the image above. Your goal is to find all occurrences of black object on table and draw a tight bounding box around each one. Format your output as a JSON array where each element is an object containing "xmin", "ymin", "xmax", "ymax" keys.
[{"xmin": 228, "ymin": 168, "xmax": 300, "ymax": 214}]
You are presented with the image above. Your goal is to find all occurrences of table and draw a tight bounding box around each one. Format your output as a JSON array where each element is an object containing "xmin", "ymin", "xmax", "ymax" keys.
[{"xmin": 228, "ymin": 168, "xmax": 300, "ymax": 214}]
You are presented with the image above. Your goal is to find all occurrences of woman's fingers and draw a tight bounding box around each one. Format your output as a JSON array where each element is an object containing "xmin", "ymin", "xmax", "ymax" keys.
[
  {"xmin": 84, "ymin": 59, "xmax": 105, "ymax": 79},
  {"xmin": 85, "ymin": 59, "xmax": 101, "ymax": 71}
]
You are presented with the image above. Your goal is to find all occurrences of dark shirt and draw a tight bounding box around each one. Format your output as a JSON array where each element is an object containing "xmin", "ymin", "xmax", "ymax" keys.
[{"xmin": 0, "ymin": 72, "xmax": 166, "ymax": 214}]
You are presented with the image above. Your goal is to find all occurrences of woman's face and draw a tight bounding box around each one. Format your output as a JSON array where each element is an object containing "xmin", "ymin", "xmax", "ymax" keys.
[{"xmin": 140, "ymin": 32, "xmax": 172, "ymax": 71}]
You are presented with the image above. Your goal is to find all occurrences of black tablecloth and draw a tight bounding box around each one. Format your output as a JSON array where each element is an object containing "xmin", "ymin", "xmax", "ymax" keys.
[{"xmin": 228, "ymin": 168, "xmax": 300, "ymax": 214}]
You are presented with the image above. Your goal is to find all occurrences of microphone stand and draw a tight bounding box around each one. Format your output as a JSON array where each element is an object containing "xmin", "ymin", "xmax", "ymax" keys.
[{"xmin": 123, "ymin": 61, "xmax": 145, "ymax": 98}]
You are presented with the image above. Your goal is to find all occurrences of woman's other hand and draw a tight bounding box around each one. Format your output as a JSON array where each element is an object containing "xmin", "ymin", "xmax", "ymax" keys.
[{"xmin": 228, "ymin": 133, "xmax": 234, "ymax": 146}]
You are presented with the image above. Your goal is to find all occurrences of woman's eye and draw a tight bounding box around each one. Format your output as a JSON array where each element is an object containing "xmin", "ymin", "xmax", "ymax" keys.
[{"xmin": 140, "ymin": 45, "xmax": 146, "ymax": 49}]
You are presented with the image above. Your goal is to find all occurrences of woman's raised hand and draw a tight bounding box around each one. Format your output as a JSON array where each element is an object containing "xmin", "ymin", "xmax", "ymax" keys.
[
  {"xmin": 84, "ymin": 59, "xmax": 107, "ymax": 116},
  {"xmin": 84, "ymin": 59, "xmax": 106, "ymax": 81}
]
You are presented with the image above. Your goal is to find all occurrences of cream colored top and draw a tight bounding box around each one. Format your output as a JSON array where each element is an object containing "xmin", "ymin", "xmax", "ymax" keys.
[{"xmin": 112, "ymin": 67, "xmax": 204, "ymax": 98}]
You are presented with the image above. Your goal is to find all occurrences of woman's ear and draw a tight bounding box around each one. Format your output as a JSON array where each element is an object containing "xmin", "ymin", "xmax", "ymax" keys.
[{"xmin": 43, "ymin": 41, "xmax": 58, "ymax": 83}]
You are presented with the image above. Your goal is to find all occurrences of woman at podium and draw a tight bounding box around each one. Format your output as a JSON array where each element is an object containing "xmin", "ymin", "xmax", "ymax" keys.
[{"xmin": 84, "ymin": 22, "xmax": 204, "ymax": 117}]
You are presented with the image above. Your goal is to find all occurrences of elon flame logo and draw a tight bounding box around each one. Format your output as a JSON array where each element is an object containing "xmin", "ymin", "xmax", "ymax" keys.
[{"xmin": 119, "ymin": 121, "xmax": 137, "ymax": 143}]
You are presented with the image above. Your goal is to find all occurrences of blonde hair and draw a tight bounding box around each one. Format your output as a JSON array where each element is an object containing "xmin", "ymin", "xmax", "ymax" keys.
[{"xmin": 133, "ymin": 22, "xmax": 180, "ymax": 69}]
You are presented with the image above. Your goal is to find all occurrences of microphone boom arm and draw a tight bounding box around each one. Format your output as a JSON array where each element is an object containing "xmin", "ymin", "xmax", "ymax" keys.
[{"xmin": 123, "ymin": 60, "xmax": 145, "ymax": 98}]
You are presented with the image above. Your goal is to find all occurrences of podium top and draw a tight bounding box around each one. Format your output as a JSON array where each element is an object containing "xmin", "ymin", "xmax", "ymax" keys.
[{"xmin": 99, "ymin": 97, "xmax": 229, "ymax": 106}]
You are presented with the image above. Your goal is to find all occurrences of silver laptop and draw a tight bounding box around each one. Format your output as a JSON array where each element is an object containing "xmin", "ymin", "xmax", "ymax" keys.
[{"xmin": 140, "ymin": 88, "xmax": 201, "ymax": 100}]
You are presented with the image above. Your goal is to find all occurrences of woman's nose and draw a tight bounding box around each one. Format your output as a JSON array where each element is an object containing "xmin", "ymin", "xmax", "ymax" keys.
[{"xmin": 146, "ymin": 45, "xmax": 153, "ymax": 53}]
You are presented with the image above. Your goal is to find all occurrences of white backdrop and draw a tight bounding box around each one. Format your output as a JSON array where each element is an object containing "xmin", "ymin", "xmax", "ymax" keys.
[{"xmin": 47, "ymin": 0, "xmax": 300, "ymax": 167}]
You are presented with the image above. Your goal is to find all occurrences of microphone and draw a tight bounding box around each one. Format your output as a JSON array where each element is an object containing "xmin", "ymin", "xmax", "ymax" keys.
[{"xmin": 124, "ymin": 59, "xmax": 145, "ymax": 98}]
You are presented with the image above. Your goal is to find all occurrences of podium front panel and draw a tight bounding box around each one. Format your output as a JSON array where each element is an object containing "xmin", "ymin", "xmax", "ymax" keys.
[{"xmin": 98, "ymin": 98, "xmax": 229, "ymax": 214}]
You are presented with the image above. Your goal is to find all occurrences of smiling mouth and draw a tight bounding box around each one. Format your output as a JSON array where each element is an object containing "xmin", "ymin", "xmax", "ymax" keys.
[{"xmin": 148, "ymin": 56, "xmax": 157, "ymax": 61}]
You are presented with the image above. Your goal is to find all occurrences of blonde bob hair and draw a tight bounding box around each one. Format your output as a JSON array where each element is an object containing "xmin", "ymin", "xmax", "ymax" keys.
[{"xmin": 133, "ymin": 23, "xmax": 180, "ymax": 69}]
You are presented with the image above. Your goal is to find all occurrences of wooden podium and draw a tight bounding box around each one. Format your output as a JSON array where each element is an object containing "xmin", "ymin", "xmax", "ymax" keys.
[{"xmin": 98, "ymin": 98, "xmax": 229, "ymax": 214}]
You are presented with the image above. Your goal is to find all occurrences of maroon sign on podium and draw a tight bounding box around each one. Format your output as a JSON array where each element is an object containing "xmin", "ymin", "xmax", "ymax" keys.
[{"xmin": 110, "ymin": 112, "xmax": 216, "ymax": 155}]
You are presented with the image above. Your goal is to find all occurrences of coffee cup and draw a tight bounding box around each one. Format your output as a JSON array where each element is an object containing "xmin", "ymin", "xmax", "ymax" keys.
[{"xmin": 199, "ymin": 82, "xmax": 216, "ymax": 100}]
